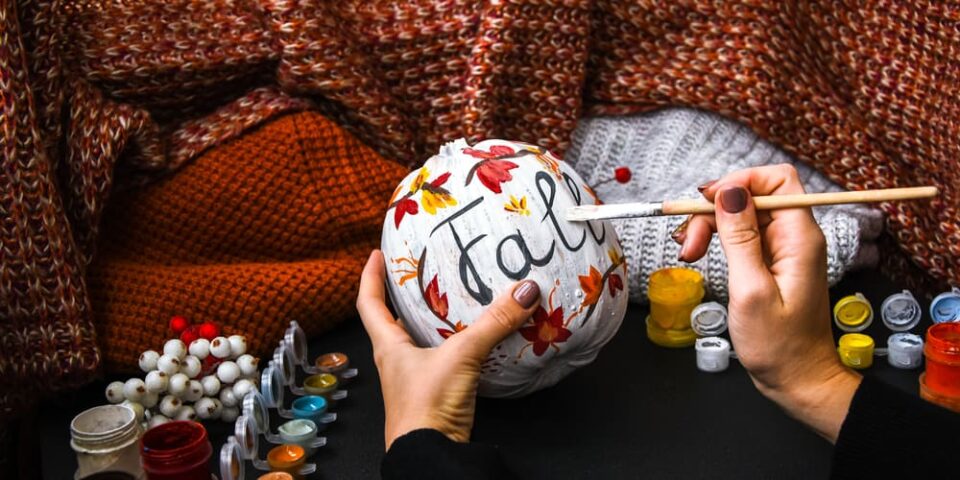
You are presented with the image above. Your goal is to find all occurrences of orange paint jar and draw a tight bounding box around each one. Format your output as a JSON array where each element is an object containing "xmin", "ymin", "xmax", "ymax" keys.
[
  {"xmin": 267, "ymin": 444, "xmax": 306, "ymax": 480},
  {"xmin": 920, "ymin": 322, "xmax": 960, "ymax": 412},
  {"xmin": 646, "ymin": 268, "xmax": 704, "ymax": 347}
]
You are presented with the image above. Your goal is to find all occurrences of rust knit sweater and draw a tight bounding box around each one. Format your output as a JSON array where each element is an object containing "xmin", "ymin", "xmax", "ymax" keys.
[{"xmin": 2, "ymin": 1, "xmax": 959, "ymax": 418}]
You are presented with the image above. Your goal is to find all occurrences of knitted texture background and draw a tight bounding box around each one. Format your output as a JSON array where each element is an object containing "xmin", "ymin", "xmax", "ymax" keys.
[
  {"xmin": 2, "ymin": 0, "xmax": 959, "ymax": 416},
  {"xmin": 567, "ymin": 109, "xmax": 885, "ymax": 302}
]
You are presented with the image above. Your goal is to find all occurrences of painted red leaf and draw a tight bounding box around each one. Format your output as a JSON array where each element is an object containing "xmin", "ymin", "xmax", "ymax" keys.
[
  {"xmin": 474, "ymin": 160, "xmax": 518, "ymax": 193},
  {"xmin": 425, "ymin": 274, "xmax": 449, "ymax": 320},
  {"xmin": 393, "ymin": 198, "xmax": 419, "ymax": 228},
  {"xmin": 519, "ymin": 305, "xmax": 572, "ymax": 356},
  {"xmin": 429, "ymin": 172, "xmax": 451, "ymax": 188},
  {"xmin": 608, "ymin": 273, "xmax": 624, "ymax": 296},
  {"xmin": 463, "ymin": 145, "xmax": 515, "ymax": 159}
]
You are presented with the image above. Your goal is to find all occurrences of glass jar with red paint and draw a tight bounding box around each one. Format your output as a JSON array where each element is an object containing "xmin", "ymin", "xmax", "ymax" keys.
[
  {"xmin": 920, "ymin": 322, "xmax": 960, "ymax": 412},
  {"xmin": 140, "ymin": 421, "xmax": 213, "ymax": 480}
]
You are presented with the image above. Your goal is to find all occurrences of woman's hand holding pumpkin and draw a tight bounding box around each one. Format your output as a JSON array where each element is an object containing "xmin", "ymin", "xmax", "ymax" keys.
[{"xmin": 357, "ymin": 250, "xmax": 541, "ymax": 449}]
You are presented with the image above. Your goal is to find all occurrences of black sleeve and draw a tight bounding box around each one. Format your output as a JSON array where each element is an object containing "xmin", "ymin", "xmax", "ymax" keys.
[
  {"xmin": 831, "ymin": 375, "xmax": 960, "ymax": 479},
  {"xmin": 381, "ymin": 429, "xmax": 516, "ymax": 480}
]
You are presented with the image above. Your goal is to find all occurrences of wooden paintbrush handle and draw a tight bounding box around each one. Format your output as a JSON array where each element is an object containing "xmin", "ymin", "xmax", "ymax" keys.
[{"xmin": 661, "ymin": 186, "xmax": 938, "ymax": 215}]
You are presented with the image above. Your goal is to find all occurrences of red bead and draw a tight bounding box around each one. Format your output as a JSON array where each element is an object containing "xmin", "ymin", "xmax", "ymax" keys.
[
  {"xmin": 202, "ymin": 355, "xmax": 222, "ymax": 376},
  {"xmin": 180, "ymin": 326, "xmax": 200, "ymax": 346},
  {"xmin": 169, "ymin": 316, "xmax": 189, "ymax": 334},
  {"xmin": 614, "ymin": 167, "xmax": 632, "ymax": 183},
  {"xmin": 198, "ymin": 322, "xmax": 220, "ymax": 341}
]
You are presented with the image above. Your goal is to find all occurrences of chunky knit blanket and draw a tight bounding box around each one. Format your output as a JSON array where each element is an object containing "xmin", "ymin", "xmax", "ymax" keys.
[{"xmin": 2, "ymin": 0, "xmax": 958, "ymax": 417}]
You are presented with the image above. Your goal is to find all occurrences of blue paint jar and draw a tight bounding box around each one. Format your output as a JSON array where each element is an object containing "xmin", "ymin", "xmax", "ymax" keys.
[
  {"xmin": 290, "ymin": 396, "xmax": 336, "ymax": 431},
  {"xmin": 930, "ymin": 288, "xmax": 960, "ymax": 323}
]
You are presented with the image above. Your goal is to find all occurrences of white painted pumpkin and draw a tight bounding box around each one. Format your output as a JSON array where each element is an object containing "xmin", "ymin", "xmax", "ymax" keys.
[{"xmin": 380, "ymin": 138, "xmax": 628, "ymax": 397}]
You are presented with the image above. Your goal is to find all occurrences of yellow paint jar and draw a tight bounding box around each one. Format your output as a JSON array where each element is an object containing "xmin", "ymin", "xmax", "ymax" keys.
[
  {"xmin": 838, "ymin": 333, "xmax": 875, "ymax": 369},
  {"xmin": 646, "ymin": 268, "xmax": 704, "ymax": 348},
  {"xmin": 833, "ymin": 293, "xmax": 874, "ymax": 332}
]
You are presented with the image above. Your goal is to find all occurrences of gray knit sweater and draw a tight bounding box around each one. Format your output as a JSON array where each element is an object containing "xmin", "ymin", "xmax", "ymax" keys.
[{"xmin": 567, "ymin": 109, "xmax": 883, "ymax": 303}]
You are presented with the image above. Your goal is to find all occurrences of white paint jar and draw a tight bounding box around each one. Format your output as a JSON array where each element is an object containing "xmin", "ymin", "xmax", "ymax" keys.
[{"xmin": 70, "ymin": 404, "xmax": 144, "ymax": 479}]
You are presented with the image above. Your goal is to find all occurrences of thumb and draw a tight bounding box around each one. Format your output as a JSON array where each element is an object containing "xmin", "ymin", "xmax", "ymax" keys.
[
  {"xmin": 715, "ymin": 186, "xmax": 776, "ymax": 300},
  {"xmin": 445, "ymin": 280, "xmax": 541, "ymax": 361}
]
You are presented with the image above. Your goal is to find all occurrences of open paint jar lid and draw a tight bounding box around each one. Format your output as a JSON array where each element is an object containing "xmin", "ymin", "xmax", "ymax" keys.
[
  {"xmin": 272, "ymin": 346, "xmax": 298, "ymax": 387},
  {"xmin": 259, "ymin": 365, "xmax": 294, "ymax": 418},
  {"xmin": 219, "ymin": 415, "xmax": 262, "ymax": 480},
  {"xmin": 880, "ymin": 290, "xmax": 922, "ymax": 331},
  {"xmin": 930, "ymin": 287, "xmax": 960, "ymax": 323},
  {"xmin": 833, "ymin": 293, "xmax": 874, "ymax": 332},
  {"xmin": 690, "ymin": 302, "xmax": 728, "ymax": 337},
  {"xmin": 694, "ymin": 336, "xmax": 731, "ymax": 373}
]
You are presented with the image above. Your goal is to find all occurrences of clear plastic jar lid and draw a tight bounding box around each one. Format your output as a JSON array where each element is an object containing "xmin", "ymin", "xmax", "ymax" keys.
[
  {"xmin": 880, "ymin": 290, "xmax": 922, "ymax": 331},
  {"xmin": 690, "ymin": 302, "xmax": 728, "ymax": 337}
]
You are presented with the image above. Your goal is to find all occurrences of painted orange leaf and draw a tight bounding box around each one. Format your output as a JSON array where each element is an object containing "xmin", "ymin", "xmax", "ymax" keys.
[
  {"xmin": 504, "ymin": 195, "xmax": 529, "ymax": 215},
  {"xmin": 519, "ymin": 306, "xmax": 572, "ymax": 356},
  {"xmin": 391, "ymin": 255, "xmax": 419, "ymax": 286},
  {"xmin": 437, "ymin": 321, "xmax": 467, "ymax": 339},
  {"xmin": 424, "ymin": 274, "xmax": 449, "ymax": 320},
  {"xmin": 583, "ymin": 184, "xmax": 602, "ymax": 205},
  {"xmin": 579, "ymin": 266, "xmax": 603, "ymax": 307}
]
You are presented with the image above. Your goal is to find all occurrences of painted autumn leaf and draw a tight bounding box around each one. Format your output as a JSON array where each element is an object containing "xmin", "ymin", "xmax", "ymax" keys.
[
  {"xmin": 504, "ymin": 195, "xmax": 530, "ymax": 215},
  {"xmin": 519, "ymin": 305, "xmax": 572, "ymax": 356},
  {"xmin": 393, "ymin": 198, "xmax": 418, "ymax": 228},
  {"xmin": 424, "ymin": 274, "xmax": 449, "ymax": 320},
  {"xmin": 578, "ymin": 266, "xmax": 604, "ymax": 307},
  {"xmin": 437, "ymin": 321, "xmax": 467, "ymax": 339},
  {"xmin": 463, "ymin": 145, "xmax": 519, "ymax": 194},
  {"xmin": 608, "ymin": 273, "xmax": 624, "ymax": 296},
  {"xmin": 410, "ymin": 166, "xmax": 430, "ymax": 193}
]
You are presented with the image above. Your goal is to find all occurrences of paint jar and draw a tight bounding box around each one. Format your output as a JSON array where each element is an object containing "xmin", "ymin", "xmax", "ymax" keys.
[
  {"xmin": 837, "ymin": 333, "xmax": 875, "ymax": 369},
  {"xmin": 690, "ymin": 302, "xmax": 728, "ymax": 337},
  {"xmin": 880, "ymin": 290, "xmax": 922, "ymax": 332},
  {"xmin": 646, "ymin": 268, "xmax": 704, "ymax": 347},
  {"xmin": 833, "ymin": 293, "xmax": 873, "ymax": 332},
  {"xmin": 695, "ymin": 337, "xmax": 731, "ymax": 373},
  {"xmin": 314, "ymin": 352, "xmax": 358, "ymax": 384},
  {"xmin": 920, "ymin": 322, "xmax": 960, "ymax": 412},
  {"xmin": 70, "ymin": 404, "xmax": 144, "ymax": 480},
  {"xmin": 266, "ymin": 445, "xmax": 308, "ymax": 480},
  {"xmin": 277, "ymin": 419, "xmax": 324, "ymax": 457},
  {"xmin": 140, "ymin": 421, "xmax": 212, "ymax": 480},
  {"xmin": 887, "ymin": 333, "xmax": 924, "ymax": 369},
  {"xmin": 303, "ymin": 373, "xmax": 349, "ymax": 406},
  {"xmin": 258, "ymin": 473, "xmax": 294, "ymax": 480},
  {"xmin": 291, "ymin": 396, "xmax": 336, "ymax": 431},
  {"xmin": 930, "ymin": 287, "xmax": 960, "ymax": 323}
]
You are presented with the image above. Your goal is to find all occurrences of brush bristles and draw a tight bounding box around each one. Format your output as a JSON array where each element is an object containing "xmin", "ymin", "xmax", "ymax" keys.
[{"xmin": 566, "ymin": 202, "xmax": 664, "ymax": 221}]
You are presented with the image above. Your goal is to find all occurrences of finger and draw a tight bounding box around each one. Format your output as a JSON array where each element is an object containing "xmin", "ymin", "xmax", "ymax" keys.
[
  {"xmin": 357, "ymin": 250, "xmax": 414, "ymax": 349},
  {"xmin": 699, "ymin": 164, "xmax": 816, "ymax": 227},
  {"xmin": 714, "ymin": 186, "xmax": 779, "ymax": 303},
  {"xmin": 444, "ymin": 280, "xmax": 541, "ymax": 361},
  {"xmin": 678, "ymin": 214, "xmax": 715, "ymax": 262}
]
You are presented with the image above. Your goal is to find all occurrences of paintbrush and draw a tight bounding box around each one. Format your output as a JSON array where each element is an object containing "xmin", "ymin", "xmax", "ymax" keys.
[{"xmin": 566, "ymin": 186, "xmax": 938, "ymax": 222}]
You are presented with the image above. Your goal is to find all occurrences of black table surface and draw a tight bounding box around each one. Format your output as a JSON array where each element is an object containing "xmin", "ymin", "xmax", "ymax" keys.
[{"xmin": 42, "ymin": 269, "xmax": 928, "ymax": 479}]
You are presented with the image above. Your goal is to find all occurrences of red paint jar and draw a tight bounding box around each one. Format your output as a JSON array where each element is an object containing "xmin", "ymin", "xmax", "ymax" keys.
[
  {"xmin": 920, "ymin": 322, "xmax": 960, "ymax": 412},
  {"xmin": 140, "ymin": 421, "xmax": 213, "ymax": 480}
]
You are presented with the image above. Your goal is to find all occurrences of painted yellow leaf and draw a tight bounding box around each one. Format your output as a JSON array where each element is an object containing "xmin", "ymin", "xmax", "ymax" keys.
[{"xmin": 504, "ymin": 195, "xmax": 530, "ymax": 216}]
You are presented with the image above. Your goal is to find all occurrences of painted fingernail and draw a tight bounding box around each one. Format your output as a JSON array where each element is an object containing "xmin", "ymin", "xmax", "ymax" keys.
[
  {"xmin": 720, "ymin": 187, "xmax": 748, "ymax": 213},
  {"xmin": 697, "ymin": 180, "xmax": 717, "ymax": 192},
  {"xmin": 670, "ymin": 215, "xmax": 692, "ymax": 244},
  {"xmin": 513, "ymin": 280, "xmax": 541, "ymax": 308}
]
